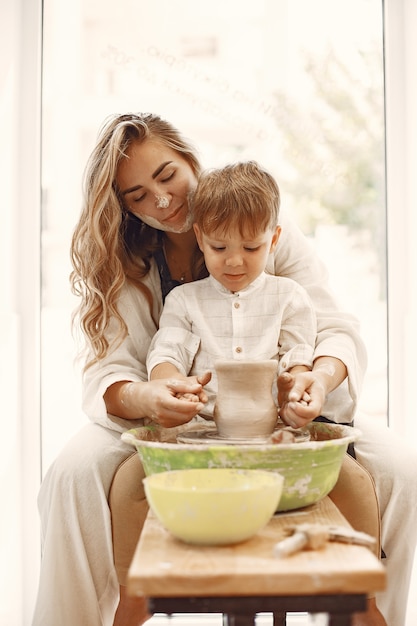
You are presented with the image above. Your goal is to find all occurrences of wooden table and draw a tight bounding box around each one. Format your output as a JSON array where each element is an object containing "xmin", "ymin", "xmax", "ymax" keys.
[{"xmin": 127, "ymin": 496, "xmax": 386, "ymax": 625}]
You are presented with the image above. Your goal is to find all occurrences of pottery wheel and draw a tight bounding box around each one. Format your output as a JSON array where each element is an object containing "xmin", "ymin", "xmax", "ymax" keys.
[{"xmin": 177, "ymin": 426, "xmax": 310, "ymax": 445}]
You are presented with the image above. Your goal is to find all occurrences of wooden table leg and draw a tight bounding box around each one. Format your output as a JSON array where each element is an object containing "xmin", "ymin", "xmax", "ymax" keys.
[
  {"xmin": 223, "ymin": 614, "xmax": 256, "ymax": 626},
  {"xmin": 224, "ymin": 611, "xmax": 350, "ymax": 625}
]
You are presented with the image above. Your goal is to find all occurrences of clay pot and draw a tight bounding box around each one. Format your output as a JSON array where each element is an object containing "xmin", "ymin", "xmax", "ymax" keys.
[{"xmin": 213, "ymin": 359, "xmax": 278, "ymax": 438}]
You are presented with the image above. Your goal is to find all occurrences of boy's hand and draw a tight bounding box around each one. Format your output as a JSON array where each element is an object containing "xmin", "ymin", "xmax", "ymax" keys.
[{"xmin": 278, "ymin": 371, "xmax": 326, "ymax": 429}]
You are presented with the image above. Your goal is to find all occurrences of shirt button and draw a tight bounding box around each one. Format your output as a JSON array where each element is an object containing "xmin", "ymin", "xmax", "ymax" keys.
[
  {"xmin": 234, "ymin": 302, "xmax": 240, "ymax": 309},
  {"xmin": 235, "ymin": 346, "xmax": 242, "ymax": 353}
]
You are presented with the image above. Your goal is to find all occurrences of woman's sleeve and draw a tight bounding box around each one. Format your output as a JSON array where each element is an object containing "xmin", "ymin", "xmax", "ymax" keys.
[
  {"xmin": 271, "ymin": 213, "xmax": 368, "ymax": 423},
  {"xmin": 81, "ymin": 272, "xmax": 161, "ymax": 433}
]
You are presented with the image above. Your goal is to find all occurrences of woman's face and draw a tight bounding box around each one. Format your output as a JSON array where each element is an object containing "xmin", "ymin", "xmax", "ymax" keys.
[{"xmin": 116, "ymin": 139, "xmax": 198, "ymax": 233}]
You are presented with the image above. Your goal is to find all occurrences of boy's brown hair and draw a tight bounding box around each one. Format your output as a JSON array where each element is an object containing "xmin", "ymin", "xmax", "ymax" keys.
[{"xmin": 191, "ymin": 161, "xmax": 280, "ymax": 237}]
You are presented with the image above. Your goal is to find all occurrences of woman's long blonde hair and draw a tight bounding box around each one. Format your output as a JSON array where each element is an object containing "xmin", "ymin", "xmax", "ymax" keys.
[{"xmin": 70, "ymin": 113, "xmax": 202, "ymax": 367}]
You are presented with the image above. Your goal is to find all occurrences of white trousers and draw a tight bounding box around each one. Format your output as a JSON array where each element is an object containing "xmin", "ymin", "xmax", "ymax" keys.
[
  {"xmin": 32, "ymin": 424, "xmax": 134, "ymax": 626},
  {"xmin": 354, "ymin": 413, "xmax": 417, "ymax": 626},
  {"xmin": 32, "ymin": 417, "xmax": 417, "ymax": 626}
]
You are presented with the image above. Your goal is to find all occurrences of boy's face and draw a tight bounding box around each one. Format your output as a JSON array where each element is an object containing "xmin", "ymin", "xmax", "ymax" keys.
[{"xmin": 194, "ymin": 223, "xmax": 281, "ymax": 292}]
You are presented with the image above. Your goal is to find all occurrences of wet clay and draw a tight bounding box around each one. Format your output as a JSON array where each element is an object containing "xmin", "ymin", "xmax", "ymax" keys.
[{"xmin": 213, "ymin": 359, "xmax": 279, "ymax": 438}]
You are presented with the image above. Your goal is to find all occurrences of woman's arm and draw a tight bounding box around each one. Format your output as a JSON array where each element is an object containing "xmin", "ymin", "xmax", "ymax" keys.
[
  {"xmin": 82, "ymin": 278, "xmax": 206, "ymax": 430},
  {"xmin": 103, "ymin": 378, "xmax": 207, "ymax": 427},
  {"xmin": 271, "ymin": 213, "xmax": 367, "ymax": 424}
]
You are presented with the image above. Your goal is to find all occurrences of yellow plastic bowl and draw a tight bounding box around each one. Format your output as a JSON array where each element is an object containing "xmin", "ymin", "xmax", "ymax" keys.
[{"xmin": 143, "ymin": 468, "xmax": 284, "ymax": 545}]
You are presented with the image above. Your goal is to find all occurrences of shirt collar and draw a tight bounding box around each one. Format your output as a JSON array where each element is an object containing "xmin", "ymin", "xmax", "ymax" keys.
[{"xmin": 208, "ymin": 272, "xmax": 267, "ymax": 296}]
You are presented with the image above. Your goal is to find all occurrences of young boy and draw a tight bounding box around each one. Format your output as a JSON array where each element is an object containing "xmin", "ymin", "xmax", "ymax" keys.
[{"xmin": 146, "ymin": 161, "xmax": 317, "ymax": 418}]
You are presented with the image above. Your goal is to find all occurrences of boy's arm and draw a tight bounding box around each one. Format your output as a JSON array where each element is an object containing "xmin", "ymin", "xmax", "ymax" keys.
[
  {"xmin": 150, "ymin": 361, "xmax": 182, "ymax": 381},
  {"xmin": 287, "ymin": 364, "xmax": 311, "ymax": 375}
]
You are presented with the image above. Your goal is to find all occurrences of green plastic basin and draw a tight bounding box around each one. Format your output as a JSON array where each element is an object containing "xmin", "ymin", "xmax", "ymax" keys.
[{"xmin": 122, "ymin": 422, "xmax": 360, "ymax": 512}]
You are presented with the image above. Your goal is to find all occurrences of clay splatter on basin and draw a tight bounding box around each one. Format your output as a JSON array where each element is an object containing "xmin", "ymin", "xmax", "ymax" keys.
[{"xmin": 122, "ymin": 422, "xmax": 360, "ymax": 512}]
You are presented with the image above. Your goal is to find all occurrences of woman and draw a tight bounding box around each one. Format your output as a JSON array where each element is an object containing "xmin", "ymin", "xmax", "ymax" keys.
[{"xmin": 33, "ymin": 113, "xmax": 416, "ymax": 626}]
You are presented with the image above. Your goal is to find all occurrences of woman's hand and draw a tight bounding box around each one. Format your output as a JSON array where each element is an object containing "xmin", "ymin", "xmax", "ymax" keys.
[
  {"xmin": 104, "ymin": 371, "xmax": 212, "ymax": 428},
  {"xmin": 171, "ymin": 371, "xmax": 212, "ymax": 405},
  {"xmin": 143, "ymin": 373, "xmax": 212, "ymax": 427}
]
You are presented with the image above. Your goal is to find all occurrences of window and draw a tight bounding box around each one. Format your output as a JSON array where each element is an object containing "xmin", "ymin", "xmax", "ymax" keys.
[{"xmin": 41, "ymin": 0, "xmax": 387, "ymax": 472}]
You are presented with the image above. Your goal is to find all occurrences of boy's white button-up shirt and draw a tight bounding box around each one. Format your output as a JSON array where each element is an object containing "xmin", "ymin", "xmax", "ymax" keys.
[{"xmin": 147, "ymin": 272, "xmax": 317, "ymax": 418}]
